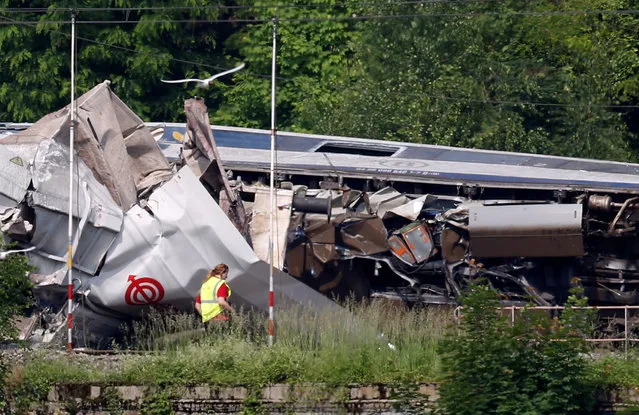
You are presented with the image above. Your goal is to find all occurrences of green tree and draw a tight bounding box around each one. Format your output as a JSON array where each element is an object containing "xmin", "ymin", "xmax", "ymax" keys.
[
  {"xmin": 2, "ymin": 1, "xmax": 639, "ymax": 162},
  {"xmin": 436, "ymin": 279, "xmax": 597, "ymax": 414},
  {"xmin": 0, "ymin": 241, "xmax": 34, "ymax": 410},
  {"xmin": 0, "ymin": 0, "xmax": 241, "ymax": 122},
  {"xmin": 219, "ymin": 0, "xmax": 361, "ymax": 129},
  {"xmin": 303, "ymin": 0, "xmax": 639, "ymax": 161}
]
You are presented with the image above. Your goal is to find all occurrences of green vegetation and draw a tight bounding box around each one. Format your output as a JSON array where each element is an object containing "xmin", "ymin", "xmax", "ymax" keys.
[
  {"xmin": 1, "ymin": 0, "xmax": 638, "ymax": 161},
  {"xmin": 9, "ymin": 290, "xmax": 639, "ymax": 412},
  {"xmin": 0, "ymin": 243, "xmax": 34, "ymax": 341},
  {"xmin": 7, "ymin": 299, "xmax": 449, "ymax": 411},
  {"xmin": 9, "ymin": 283, "xmax": 639, "ymax": 412},
  {"xmin": 436, "ymin": 279, "xmax": 598, "ymax": 414},
  {"xmin": 0, "ymin": 242, "xmax": 34, "ymax": 411}
]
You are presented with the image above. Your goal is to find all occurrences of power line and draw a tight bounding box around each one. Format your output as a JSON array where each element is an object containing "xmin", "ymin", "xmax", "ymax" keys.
[
  {"xmin": 1, "ymin": 9, "xmax": 638, "ymax": 25},
  {"xmin": 423, "ymin": 94, "xmax": 639, "ymax": 109},
  {"xmin": 0, "ymin": 0, "xmax": 505, "ymax": 14},
  {"xmin": 373, "ymin": 88, "xmax": 639, "ymax": 109}
]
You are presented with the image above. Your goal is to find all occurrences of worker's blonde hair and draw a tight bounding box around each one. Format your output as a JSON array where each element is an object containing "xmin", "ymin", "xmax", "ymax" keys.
[{"xmin": 205, "ymin": 263, "xmax": 229, "ymax": 281}]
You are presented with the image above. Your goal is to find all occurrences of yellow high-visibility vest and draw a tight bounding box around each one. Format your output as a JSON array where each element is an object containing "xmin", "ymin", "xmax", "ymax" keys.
[{"xmin": 200, "ymin": 277, "xmax": 232, "ymax": 323}]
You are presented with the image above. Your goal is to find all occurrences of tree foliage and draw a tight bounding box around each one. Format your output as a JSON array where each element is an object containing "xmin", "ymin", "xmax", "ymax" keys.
[
  {"xmin": 1, "ymin": 1, "xmax": 639, "ymax": 161},
  {"xmin": 0, "ymin": 240, "xmax": 34, "ymax": 410},
  {"xmin": 435, "ymin": 279, "xmax": 597, "ymax": 415},
  {"xmin": 301, "ymin": 0, "xmax": 639, "ymax": 161},
  {"xmin": 0, "ymin": 0, "xmax": 242, "ymax": 122},
  {"xmin": 218, "ymin": 0, "xmax": 361, "ymax": 129},
  {"xmin": 0, "ymin": 244, "xmax": 33, "ymax": 341}
]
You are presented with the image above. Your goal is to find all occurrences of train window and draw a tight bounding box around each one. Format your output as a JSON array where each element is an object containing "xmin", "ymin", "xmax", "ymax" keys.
[{"xmin": 314, "ymin": 142, "xmax": 399, "ymax": 157}]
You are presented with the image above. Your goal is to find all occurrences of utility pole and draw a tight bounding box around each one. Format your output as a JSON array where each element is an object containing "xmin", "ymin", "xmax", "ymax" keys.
[
  {"xmin": 268, "ymin": 17, "xmax": 278, "ymax": 347},
  {"xmin": 67, "ymin": 8, "xmax": 77, "ymax": 352}
]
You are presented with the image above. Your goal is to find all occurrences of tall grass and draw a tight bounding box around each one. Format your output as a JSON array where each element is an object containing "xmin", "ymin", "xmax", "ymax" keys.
[
  {"xmin": 116, "ymin": 299, "xmax": 453, "ymax": 385},
  {"xmin": 16, "ymin": 300, "xmax": 454, "ymax": 388}
]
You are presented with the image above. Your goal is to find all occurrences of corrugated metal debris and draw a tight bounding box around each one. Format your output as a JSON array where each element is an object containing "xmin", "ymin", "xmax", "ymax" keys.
[{"xmin": 0, "ymin": 83, "xmax": 338, "ymax": 347}]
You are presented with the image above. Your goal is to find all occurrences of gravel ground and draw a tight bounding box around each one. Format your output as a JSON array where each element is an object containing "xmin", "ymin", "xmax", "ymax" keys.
[{"xmin": 1, "ymin": 346, "xmax": 135, "ymax": 374}]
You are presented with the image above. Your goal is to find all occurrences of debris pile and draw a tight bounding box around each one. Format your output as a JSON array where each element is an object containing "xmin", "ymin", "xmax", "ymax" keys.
[{"xmin": 0, "ymin": 82, "xmax": 337, "ymax": 348}]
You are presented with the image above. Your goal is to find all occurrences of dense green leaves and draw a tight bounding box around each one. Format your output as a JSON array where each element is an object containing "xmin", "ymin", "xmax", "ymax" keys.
[
  {"xmin": 0, "ymin": 240, "xmax": 34, "ymax": 411},
  {"xmin": 301, "ymin": 0, "xmax": 639, "ymax": 161},
  {"xmin": 0, "ymin": 0, "xmax": 241, "ymax": 121},
  {"xmin": 1, "ymin": 1, "xmax": 638, "ymax": 161},
  {"xmin": 219, "ymin": 0, "xmax": 361, "ymax": 128},
  {"xmin": 0, "ymin": 243, "xmax": 33, "ymax": 340},
  {"xmin": 435, "ymin": 280, "xmax": 597, "ymax": 415}
]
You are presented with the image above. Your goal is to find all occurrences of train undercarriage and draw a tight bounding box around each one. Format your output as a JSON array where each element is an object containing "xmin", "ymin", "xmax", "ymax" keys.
[{"xmin": 235, "ymin": 171, "xmax": 639, "ymax": 309}]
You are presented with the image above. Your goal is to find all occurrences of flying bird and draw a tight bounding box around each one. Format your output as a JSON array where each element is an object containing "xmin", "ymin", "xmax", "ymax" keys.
[
  {"xmin": 0, "ymin": 246, "xmax": 35, "ymax": 260},
  {"xmin": 161, "ymin": 63, "xmax": 246, "ymax": 88}
]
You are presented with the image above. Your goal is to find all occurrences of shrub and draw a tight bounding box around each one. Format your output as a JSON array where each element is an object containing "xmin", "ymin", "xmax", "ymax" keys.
[
  {"xmin": 0, "ymin": 241, "xmax": 35, "ymax": 410},
  {"xmin": 435, "ymin": 278, "xmax": 597, "ymax": 415}
]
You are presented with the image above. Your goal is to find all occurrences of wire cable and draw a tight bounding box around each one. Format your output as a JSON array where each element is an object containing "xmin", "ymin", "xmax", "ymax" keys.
[
  {"xmin": 1, "ymin": 9, "xmax": 639, "ymax": 25},
  {"xmin": 0, "ymin": 0, "xmax": 511, "ymax": 14}
]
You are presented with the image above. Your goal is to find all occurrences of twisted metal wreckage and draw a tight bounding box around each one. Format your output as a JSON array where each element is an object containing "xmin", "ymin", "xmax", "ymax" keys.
[
  {"xmin": 0, "ymin": 82, "xmax": 337, "ymax": 347},
  {"xmin": 3, "ymin": 81, "xmax": 639, "ymax": 345}
]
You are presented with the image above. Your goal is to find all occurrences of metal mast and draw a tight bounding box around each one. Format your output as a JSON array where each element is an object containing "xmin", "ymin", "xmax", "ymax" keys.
[
  {"xmin": 268, "ymin": 17, "xmax": 278, "ymax": 347},
  {"xmin": 67, "ymin": 9, "xmax": 76, "ymax": 351}
]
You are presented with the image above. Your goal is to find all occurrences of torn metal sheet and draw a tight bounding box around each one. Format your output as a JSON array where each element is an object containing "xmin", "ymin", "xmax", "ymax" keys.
[
  {"xmin": 249, "ymin": 188, "xmax": 293, "ymax": 270},
  {"xmin": 0, "ymin": 139, "xmax": 124, "ymax": 289},
  {"xmin": 85, "ymin": 167, "xmax": 338, "ymax": 315},
  {"xmin": 182, "ymin": 98, "xmax": 234, "ymax": 197},
  {"xmin": 365, "ymin": 187, "xmax": 407, "ymax": 212},
  {"xmin": 0, "ymin": 205, "xmax": 33, "ymax": 239},
  {"xmin": 356, "ymin": 187, "xmax": 409, "ymax": 218},
  {"xmin": 441, "ymin": 228, "xmax": 467, "ymax": 263},
  {"xmin": 0, "ymin": 137, "xmax": 124, "ymax": 279},
  {"xmin": 285, "ymin": 241, "xmax": 339, "ymax": 277},
  {"xmin": 1, "ymin": 81, "xmax": 173, "ymax": 211},
  {"xmin": 0, "ymin": 144, "xmax": 32, "ymax": 205},
  {"xmin": 25, "ymin": 139, "xmax": 123, "ymax": 226},
  {"xmin": 30, "ymin": 206, "xmax": 119, "ymax": 276},
  {"xmin": 325, "ymin": 186, "xmax": 362, "ymax": 211},
  {"xmin": 285, "ymin": 243, "xmax": 324, "ymax": 277},
  {"xmin": 340, "ymin": 217, "xmax": 389, "ymax": 255},
  {"xmin": 383, "ymin": 195, "xmax": 433, "ymax": 221},
  {"xmin": 312, "ymin": 243, "xmax": 340, "ymax": 264},
  {"xmin": 182, "ymin": 98, "xmax": 250, "ymax": 239},
  {"xmin": 305, "ymin": 215, "xmax": 338, "ymax": 244}
]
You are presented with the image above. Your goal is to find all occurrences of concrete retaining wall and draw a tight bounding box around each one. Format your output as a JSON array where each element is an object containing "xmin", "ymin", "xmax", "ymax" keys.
[
  {"xmin": 32, "ymin": 382, "xmax": 639, "ymax": 414},
  {"xmin": 43, "ymin": 383, "xmax": 439, "ymax": 414}
]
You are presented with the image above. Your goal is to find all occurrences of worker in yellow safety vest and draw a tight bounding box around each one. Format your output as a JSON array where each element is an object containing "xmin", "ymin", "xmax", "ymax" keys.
[{"xmin": 195, "ymin": 263, "xmax": 234, "ymax": 324}]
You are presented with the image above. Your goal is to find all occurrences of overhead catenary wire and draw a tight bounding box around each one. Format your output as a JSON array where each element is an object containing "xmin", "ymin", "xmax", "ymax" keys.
[
  {"xmin": 1, "ymin": 8, "xmax": 639, "ymax": 25},
  {"xmin": 0, "ymin": 0, "xmax": 537, "ymax": 13}
]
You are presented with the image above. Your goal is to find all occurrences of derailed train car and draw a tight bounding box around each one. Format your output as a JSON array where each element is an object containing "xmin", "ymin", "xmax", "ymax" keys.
[
  {"xmin": 4, "ymin": 89, "xmax": 639, "ymax": 321},
  {"xmin": 151, "ymin": 121, "xmax": 639, "ymax": 308}
]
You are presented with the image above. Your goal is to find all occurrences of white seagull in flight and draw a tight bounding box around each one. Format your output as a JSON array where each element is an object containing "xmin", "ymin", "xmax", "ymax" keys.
[
  {"xmin": 161, "ymin": 63, "xmax": 246, "ymax": 88},
  {"xmin": 0, "ymin": 246, "xmax": 35, "ymax": 260}
]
